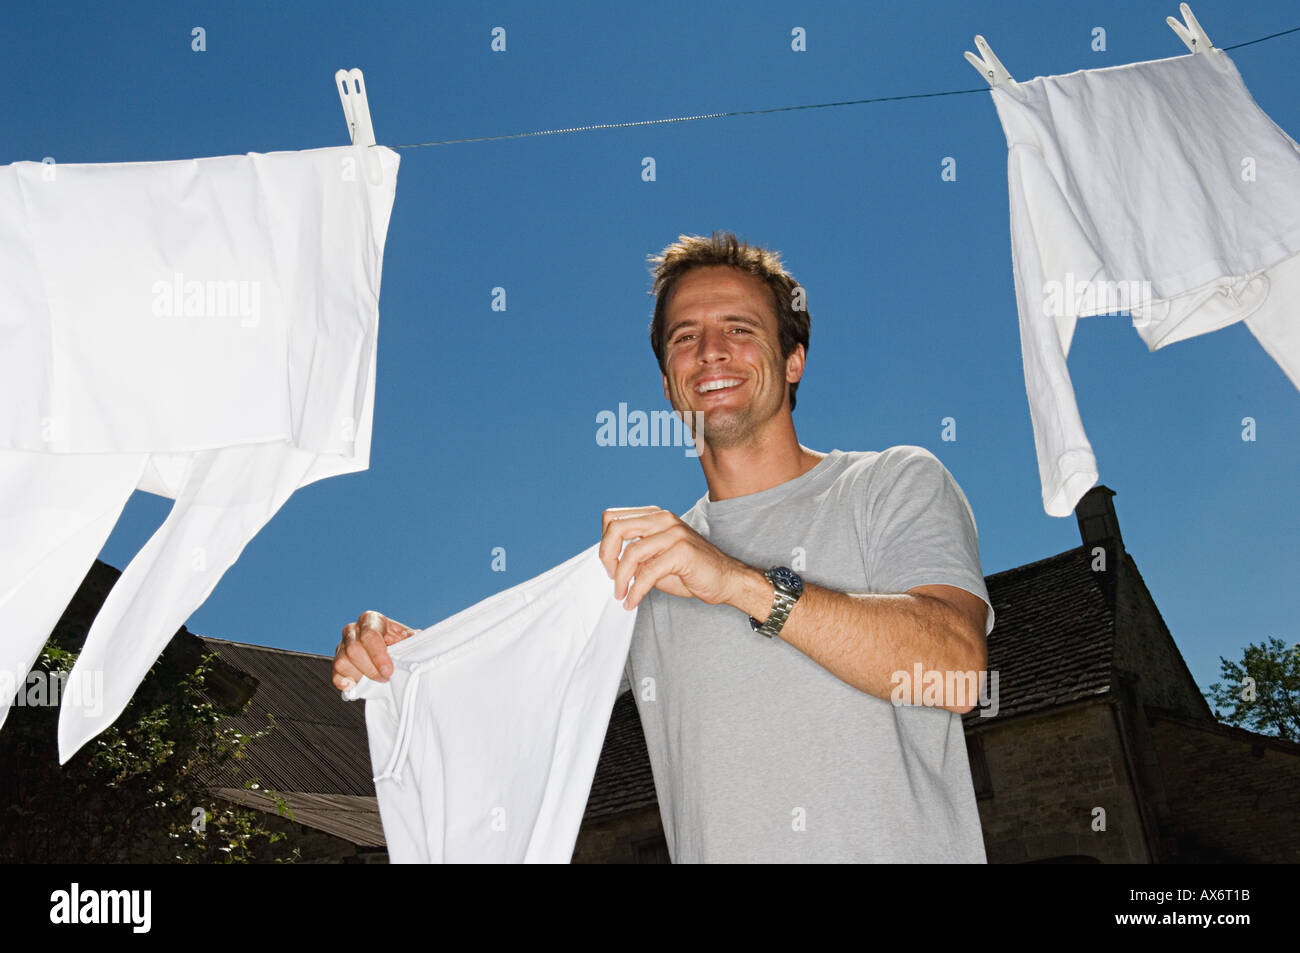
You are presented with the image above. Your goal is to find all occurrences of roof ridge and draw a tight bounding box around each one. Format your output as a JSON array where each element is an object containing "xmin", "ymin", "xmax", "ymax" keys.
[
  {"xmin": 1146, "ymin": 706, "xmax": 1300, "ymax": 752},
  {"xmin": 984, "ymin": 544, "xmax": 1087, "ymax": 581},
  {"xmin": 197, "ymin": 634, "xmax": 333, "ymax": 661}
]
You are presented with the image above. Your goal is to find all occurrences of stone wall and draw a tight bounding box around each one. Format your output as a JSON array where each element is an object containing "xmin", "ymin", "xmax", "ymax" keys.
[
  {"xmin": 970, "ymin": 701, "xmax": 1150, "ymax": 863},
  {"xmin": 1149, "ymin": 714, "xmax": 1300, "ymax": 863},
  {"xmin": 573, "ymin": 805, "xmax": 668, "ymax": 863}
]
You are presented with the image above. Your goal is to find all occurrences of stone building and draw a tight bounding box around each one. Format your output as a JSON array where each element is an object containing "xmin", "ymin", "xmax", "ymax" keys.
[{"xmin": 958, "ymin": 486, "xmax": 1300, "ymax": 863}]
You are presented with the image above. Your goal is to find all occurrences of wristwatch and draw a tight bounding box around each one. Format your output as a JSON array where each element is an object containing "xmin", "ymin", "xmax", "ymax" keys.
[{"xmin": 749, "ymin": 566, "xmax": 804, "ymax": 638}]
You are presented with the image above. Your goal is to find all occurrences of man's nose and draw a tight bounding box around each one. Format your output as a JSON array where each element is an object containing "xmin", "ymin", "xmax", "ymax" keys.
[{"xmin": 695, "ymin": 326, "xmax": 731, "ymax": 361}]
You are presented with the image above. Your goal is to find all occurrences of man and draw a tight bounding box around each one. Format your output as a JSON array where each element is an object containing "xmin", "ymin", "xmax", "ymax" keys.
[{"xmin": 334, "ymin": 230, "xmax": 994, "ymax": 862}]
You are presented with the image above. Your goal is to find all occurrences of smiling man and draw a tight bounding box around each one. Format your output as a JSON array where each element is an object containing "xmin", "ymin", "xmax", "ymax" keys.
[{"xmin": 598, "ymin": 230, "xmax": 995, "ymax": 863}]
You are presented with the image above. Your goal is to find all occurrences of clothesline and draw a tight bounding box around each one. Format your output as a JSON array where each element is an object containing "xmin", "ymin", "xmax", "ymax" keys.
[{"xmin": 383, "ymin": 23, "xmax": 1300, "ymax": 150}]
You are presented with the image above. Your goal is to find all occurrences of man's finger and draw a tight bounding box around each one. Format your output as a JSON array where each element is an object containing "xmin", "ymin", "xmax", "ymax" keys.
[
  {"xmin": 356, "ymin": 610, "xmax": 386, "ymax": 632},
  {"xmin": 599, "ymin": 507, "xmax": 656, "ymax": 574},
  {"xmin": 343, "ymin": 638, "xmax": 385, "ymax": 682},
  {"xmin": 598, "ymin": 511, "xmax": 675, "ymax": 577},
  {"xmin": 384, "ymin": 617, "xmax": 415, "ymax": 643},
  {"xmin": 332, "ymin": 653, "xmax": 364, "ymax": 691},
  {"xmin": 354, "ymin": 610, "xmax": 400, "ymax": 663},
  {"xmin": 333, "ymin": 625, "xmax": 366, "ymax": 690},
  {"xmin": 624, "ymin": 545, "xmax": 681, "ymax": 610},
  {"xmin": 358, "ymin": 619, "xmax": 393, "ymax": 678},
  {"xmin": 612, "ymin": 530, "xmax": 674, "ymax": 601},
  {"xmin": 343, "ymin": 618, "xmax": 388, "ymax": 681},
  {"xmin": 600, "ymin": 506, "xmax": 661, "ymax": 537}
]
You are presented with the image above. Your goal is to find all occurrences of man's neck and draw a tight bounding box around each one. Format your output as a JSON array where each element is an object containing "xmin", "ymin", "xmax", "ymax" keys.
[{"xmin": 697, "ymin": 418, "xmax": 824, "ymax": 502}]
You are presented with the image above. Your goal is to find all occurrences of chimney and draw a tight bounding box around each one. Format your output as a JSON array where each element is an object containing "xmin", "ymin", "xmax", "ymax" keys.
[{"xmin": 1075, "ymin": 484, "xmax": 1123, "ymax": 550}]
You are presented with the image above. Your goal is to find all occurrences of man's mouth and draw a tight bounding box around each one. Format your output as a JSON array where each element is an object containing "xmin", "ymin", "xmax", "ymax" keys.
[{"xmin": 694, "ymin": 377, "xmax": 744, "ymax": 395}]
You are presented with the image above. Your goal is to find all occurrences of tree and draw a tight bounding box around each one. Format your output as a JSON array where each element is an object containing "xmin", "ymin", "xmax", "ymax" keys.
[
  {"xmin": 1205, "ymin": 636, "xmax": 1300, "ymax": 741},
  {"xmin": 0, "ymin": 626, "xmax": 300, "ymax": 863}
]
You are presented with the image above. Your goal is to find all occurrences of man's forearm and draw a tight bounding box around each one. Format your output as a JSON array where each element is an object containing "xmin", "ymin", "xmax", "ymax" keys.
[{"xmin": 727, "ymin": 565, "xmax": 986, "ymax": 712}]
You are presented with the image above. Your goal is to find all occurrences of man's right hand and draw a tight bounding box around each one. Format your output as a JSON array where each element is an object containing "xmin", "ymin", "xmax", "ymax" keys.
[{"xmin": 333, "ymin": 610, "xmax": 416, "ymax": 691}]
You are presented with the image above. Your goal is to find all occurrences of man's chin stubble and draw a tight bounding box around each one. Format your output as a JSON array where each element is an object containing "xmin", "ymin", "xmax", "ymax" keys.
[{"xmin": 689, "ymin": 410, "xmax": 754, "ymax": 451}]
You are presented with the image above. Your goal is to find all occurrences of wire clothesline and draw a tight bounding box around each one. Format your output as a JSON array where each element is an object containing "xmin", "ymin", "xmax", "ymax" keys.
[{"xmin": 385, "ymin": 24, "xmax": 1300, "ymax": 150}]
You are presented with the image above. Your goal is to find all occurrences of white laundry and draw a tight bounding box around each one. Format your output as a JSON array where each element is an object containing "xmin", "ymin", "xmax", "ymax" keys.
[
  {"xmin": 342, "ymin": 544, "xmax": 637, "ymax": 864},
  {"xmin": 990, "ymin": 48, "xmax": 1300, "ymax": 516},
  {"xmin": 0, "ymin": 144, "xmax": 400, "ymax": 762}
]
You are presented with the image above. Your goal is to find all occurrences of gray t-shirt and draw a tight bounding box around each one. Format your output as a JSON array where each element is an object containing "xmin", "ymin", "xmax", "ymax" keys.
[{"xmin": 624, "ymin": 445, "xmax": 995, "ymax": 863}]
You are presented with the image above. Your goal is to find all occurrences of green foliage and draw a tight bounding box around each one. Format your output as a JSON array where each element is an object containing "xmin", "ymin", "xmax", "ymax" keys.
[
  {"xmin": 0, "ymin": 632, "xmax": 300, "ymax": 863},
  {"xmin": 1205, "ymin": 636, "xmax": 1300, "ymax": 741}
]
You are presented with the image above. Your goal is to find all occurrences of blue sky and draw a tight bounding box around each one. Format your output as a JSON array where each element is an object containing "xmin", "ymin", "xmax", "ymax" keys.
[{"xmin": 5, "ymin": 0, "xmax": 1298, "ymax": 699}]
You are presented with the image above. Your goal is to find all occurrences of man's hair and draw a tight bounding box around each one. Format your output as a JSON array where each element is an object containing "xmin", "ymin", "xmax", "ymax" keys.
[{"xmin": 647, "ymin": 230, "xmax": 811, "ymax": 411}]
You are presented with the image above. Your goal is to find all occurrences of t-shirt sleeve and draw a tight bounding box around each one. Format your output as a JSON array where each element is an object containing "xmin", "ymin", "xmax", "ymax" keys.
[{"xmin": 859, "ymin": 446, "xmax": 995, "ymax": 637}]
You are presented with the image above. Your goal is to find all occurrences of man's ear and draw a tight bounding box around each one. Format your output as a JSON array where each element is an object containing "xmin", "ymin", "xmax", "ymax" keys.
[
  {"xmin": 784, "ymin": 344, "xmax": 806, "ymax": 383},
  {"xmin": 662, "ymin": 373, "xmax": 671, "ymax": 402}
]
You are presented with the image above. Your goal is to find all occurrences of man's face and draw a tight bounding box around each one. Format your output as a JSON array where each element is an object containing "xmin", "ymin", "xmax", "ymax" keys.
[{"xmin": 660, "ymin": 265, "xmax": 804, "ymax": 450}]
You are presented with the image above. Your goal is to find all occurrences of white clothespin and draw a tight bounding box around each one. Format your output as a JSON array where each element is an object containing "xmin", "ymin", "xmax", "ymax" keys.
[
  {"xmin": 964, "ymin": 35, "xmax": 1025, "ymax": 100},
  {"xmin": 335, "ymin": 67, "xmax": 383, "ymax": 186},
  {"xmin": 1167, "ymin": 3, "xmax": 1213, "ymax": 53}
]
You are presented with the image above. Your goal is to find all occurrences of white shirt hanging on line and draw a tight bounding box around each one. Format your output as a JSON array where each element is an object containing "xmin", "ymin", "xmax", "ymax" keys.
[
  {"xmin": 989, "ymin": 48, "xmax": 1300, "ymax": 517},
  {"xmin": 343, "ymin": 544, "xmax": 637, "ymax": 864},
  {"xmin": 0, "ymin": 144, "xmax": 400, "ymax": 763}
]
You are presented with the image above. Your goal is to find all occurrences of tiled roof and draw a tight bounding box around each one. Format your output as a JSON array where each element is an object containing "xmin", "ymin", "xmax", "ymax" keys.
[
  {"xmin": 213, "ymin": 788, "xmax": 384, "ymax": 848},
  {"xmin": 582, "ymin": 690, "xmax": 659, "ymax": 820},
  {"xmin": 194, "ymin": 636, "xmax": 377, "ymax": 798},
  {"xmin": 51, "ymin": 561, "xmax": 384, "ymax": 847},
  {"xmin": 963, "ymin": 545, "xmax": 1116, "ymax": 725}
]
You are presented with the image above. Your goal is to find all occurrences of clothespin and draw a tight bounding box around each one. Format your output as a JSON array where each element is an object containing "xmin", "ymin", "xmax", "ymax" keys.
[
  {"xmin": 1167, "ymin": 3, "xmax": 1214, "ymax": 54},
  {"xmin": 964, "ymin": 35, "xmax": 1026, "ymax": 100},
  {"xmin": 335, "ymin": 68, "xmax": 383, "ymax": 186}
]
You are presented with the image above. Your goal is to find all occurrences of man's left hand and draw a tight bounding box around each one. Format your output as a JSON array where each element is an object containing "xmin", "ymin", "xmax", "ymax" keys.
[{"xmin": 599, "ymin": 506, "xmax": 751, "ymax": 609}]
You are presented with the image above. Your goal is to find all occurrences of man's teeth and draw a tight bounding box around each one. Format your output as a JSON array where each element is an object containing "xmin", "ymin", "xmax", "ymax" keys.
[{"xmin": 697, "ymin": 379, "xmax": 742, "ymax": 393}]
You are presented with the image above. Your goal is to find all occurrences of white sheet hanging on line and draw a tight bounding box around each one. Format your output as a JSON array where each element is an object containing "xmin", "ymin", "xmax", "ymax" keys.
[
  {"xmin": 988, "ymin": 47, "xmax": 1300, "ymax": 517},
  {"xmin": 343, "ymin": 544, "xmax": 637, "ymax": 864},
  {"xmin": 0, "ymin": 144, "xmax": 400, "ymax": 762}
]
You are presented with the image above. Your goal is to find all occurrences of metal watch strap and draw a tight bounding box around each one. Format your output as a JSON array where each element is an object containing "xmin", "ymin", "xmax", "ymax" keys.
[
  {"xmin": 750, "ymin": 566, "xmax": 803, "ymax": 638},
  {"xmin": 755, "ymin": 587, "xmax": 797, "ymax": 638}
]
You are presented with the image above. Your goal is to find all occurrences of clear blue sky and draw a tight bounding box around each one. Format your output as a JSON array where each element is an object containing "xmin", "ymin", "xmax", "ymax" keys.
[{"xmin": 5, "ymin": 0, "xmax": 1298, "ymax": 699}]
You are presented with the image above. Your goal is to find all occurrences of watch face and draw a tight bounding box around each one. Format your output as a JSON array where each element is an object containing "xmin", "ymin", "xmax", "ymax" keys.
[{"xmin": 768, "ymin": 566, "xmax": 803, "ymax": 594}]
